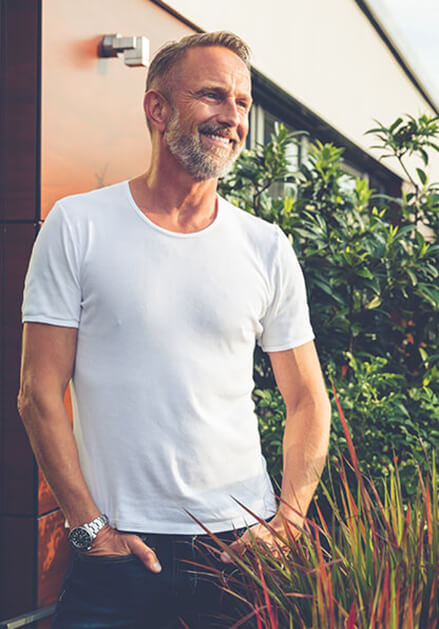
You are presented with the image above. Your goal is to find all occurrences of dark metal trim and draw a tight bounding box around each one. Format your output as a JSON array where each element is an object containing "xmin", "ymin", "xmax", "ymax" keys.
[
  {"xmin": 0, "ymin": 220, "xmax": 40, "ymax": 225},
  {"xmin": 355, "ymin": 0, "xmax": 439, "ymax": 116},
  {"xmin": 31, "ymin": 0, "xmax": 43, "ymax": 615},
  {"xmin": 149, "ymin": 0, "xmax": 202, "ymax": 33},
  {"xmin": 35, "ymin": 0, "xmax": 42, "ymax": 225}
]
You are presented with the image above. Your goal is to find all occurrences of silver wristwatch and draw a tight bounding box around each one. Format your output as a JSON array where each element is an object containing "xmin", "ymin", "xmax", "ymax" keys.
[{"xmin": 68, "ymin": 514, "xmax": 109, "ymax": 551}]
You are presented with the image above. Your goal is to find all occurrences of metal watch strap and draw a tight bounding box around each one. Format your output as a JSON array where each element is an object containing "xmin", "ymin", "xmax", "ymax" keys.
[{"xmin": 83, "ymin": 514, "xmax": 109, "ymax": 538}]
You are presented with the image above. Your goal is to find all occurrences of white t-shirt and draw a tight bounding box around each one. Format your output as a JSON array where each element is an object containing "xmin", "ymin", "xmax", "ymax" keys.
[{"xmin": 22, "ymin": 180, "xmax": 314, "ymax": 533}]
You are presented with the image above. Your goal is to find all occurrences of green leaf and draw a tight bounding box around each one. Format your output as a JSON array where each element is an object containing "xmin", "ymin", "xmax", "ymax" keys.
[
  {"xmin": 416, "ymin": 168, "xmax": 428, "ymax": 185},
  {"xmin": 389, "ymin": 117, "xmax": 404, "ymax": 132},
  {"xmin": 365, "ymin": 295, "xmax": 382, "ymax": 309},
  {"xmin": 406, "ymin": 269, "xmax": 418, "ymax": 286},
  {"xmin": 420, "ymin": 147, "xmax": 429, "ymax": 166},
  {"xmin": 417, "ymin": 284, "xmax": 439, "ymax": 309}
]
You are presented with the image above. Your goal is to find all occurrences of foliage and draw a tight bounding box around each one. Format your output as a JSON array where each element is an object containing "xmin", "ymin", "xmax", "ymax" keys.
[
  {"xmin": 365, "ymin": 114, "xmax": 439, "ymax": 231},
  {"xmin": 218, "ymin": 113, "xmax": 439, "ymax": 499},
  {"xmin": 327, "ymin": 353, "xmax": 439, "ymax": 500},
  {"xmin": 254, "ymin": 387, "xmax": 286, "ymax": 491},
  {"xmin": 191, "ymin": 394, "xmax": 439, "ymax": 628},
  {"xmin": 256, "ymin": 354, "xmax": 439, "ymax": 503}
]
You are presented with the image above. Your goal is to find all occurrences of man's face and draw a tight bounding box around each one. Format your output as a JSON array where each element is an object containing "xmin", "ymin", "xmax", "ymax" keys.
[{"xmin": 164, "ymin": 46, "xmax": 252, "ymax": 181}]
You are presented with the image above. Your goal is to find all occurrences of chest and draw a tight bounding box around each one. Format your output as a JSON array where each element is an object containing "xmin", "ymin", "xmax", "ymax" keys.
[{"xmin": 79, "ymin": 234, "xmax": 270, "ymax": 343}]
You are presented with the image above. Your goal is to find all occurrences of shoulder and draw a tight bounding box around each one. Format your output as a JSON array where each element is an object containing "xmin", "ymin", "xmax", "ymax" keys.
[
  {"xmin": 51, "ymin": 180, "xmax": 128, "ymax": 224},
  {"xmin": 218, "ymin": 195, "xmax": 280, "ymax": 250},
  {"xmin": 217, "ymin": 197, "xmax": 302, "ymax": 279}
]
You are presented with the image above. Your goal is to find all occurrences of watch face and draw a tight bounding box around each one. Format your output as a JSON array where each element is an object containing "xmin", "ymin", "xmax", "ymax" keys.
[{"xmin": 69, "ymin": 527, "xmax": 92, "ymax": 551}]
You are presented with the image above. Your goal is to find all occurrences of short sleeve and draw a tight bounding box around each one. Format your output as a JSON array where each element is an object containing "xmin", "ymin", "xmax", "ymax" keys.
[
  {"xmin": 22, "ymin": 201, "xmax": 81, "ymax": 327},
  {"xmin": 257, "ymin": 226, "xmax": 314, "ymax": 352}
]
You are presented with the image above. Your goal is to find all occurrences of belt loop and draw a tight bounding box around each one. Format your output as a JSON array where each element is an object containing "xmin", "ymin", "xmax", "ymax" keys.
[{"xmin": 190, "ymin": 535, "xmax": 198, "ymax": 591}]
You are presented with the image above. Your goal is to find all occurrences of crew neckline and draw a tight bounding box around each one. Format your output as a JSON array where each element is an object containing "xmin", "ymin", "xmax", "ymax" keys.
[{"xmin": 125, "ymin": 180, "xmax": 223, "ymax": 238}]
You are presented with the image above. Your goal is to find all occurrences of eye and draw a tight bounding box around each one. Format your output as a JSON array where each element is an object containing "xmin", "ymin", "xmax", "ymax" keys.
[{"xmin": 205, "ymin": 92, "xmax": 219, "ymax": 100}]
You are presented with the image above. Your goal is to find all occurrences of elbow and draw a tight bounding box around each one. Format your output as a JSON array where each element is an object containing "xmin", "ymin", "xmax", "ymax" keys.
[
  {"xmin": 18, "ymin": 377, "xmax": 67, "ymax": 428},
  {"xmin": 317, "ymin": 391, "xmax": 332, "ymax": 436},
  {"xmin": 287, "ymin": 389, "xmax": 331, "ymax": 423},
  {"xmin": 17, "ymin": 381, "xmax": 47, "ymax": 428},
  {"xmin": 17, "ymin": 384, "xmax": 35, "ymax": 425},
  {"xmin": 315, "ymin": 387, "xmax": 331, "ymax": 423},
  {"xmin": 322, "ymin": 393, "xmax": 332, "ymax": 425}
]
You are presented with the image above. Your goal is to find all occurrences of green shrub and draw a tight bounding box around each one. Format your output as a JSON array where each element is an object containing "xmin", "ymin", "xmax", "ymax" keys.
[
  {"xmin": 255, "ymin": 355, "xmax": 439, "ymax": 502},
  {"xmin": 327, "ymin": 353, "xmax": 439, "ymax": 500},
  {"xmin": 219, "ymin": 113, "xmax": 439, "ymax": 500}
]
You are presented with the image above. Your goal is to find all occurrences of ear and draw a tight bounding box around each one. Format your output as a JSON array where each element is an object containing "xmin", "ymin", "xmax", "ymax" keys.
[{"xmin": 143, "ymin": 90, "xmax": 170, "ymax": 134}]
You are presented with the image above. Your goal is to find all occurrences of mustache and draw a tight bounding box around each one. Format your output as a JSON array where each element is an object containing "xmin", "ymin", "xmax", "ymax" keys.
[{"xmin": 198, "ymin": 122, "xmax": 239, "ymax": 143}]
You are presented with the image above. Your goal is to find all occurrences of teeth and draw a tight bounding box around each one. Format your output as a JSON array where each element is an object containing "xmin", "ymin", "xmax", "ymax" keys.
[{"xmin": 208, "ymin": 134, "xmax": 231, "ymax": 145}]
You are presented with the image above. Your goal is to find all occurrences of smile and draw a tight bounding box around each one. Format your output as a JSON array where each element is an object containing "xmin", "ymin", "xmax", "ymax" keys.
[{"xmin": 201, "ymin": 132, "xmax": 235, "ymax": 148}]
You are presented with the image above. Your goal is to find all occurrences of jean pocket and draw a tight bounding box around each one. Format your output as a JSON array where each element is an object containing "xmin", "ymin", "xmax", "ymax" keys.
[{"xmin": 75, "ymin": 552, "xmax": 137, "ymax": 564}]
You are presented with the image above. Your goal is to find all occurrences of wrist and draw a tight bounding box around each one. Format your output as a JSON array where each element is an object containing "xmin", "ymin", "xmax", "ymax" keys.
[
  {"xmin": 275, "ymin": 510, "xmax": 304, "ymax": 529},
  {"xmin": 92, "ymin": 522, "xmax": 112, "ymax": 544},
  {"xmin": 68, "ymin": 513, "xmax": 109, "ymax": 551}
]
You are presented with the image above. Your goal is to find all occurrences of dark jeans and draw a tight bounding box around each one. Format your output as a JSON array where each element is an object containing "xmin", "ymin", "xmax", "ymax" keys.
[{"xmin": 51, "ymin": 518, "xmax": 275, "ymax": 629}]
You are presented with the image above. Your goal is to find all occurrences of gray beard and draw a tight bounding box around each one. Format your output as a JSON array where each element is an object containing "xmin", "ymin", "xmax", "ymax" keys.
[{"xmin": 165, "ymin": 109, "xmax": 241, "ymax": 181}]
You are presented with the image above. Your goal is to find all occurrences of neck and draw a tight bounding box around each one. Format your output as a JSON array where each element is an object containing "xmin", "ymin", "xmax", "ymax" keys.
[
  {"xmin": 142, "ymin": 156, "xmax": 218, "ymax": 214},
  {"xmin": 130, "ymin": 134, "xmax": 218, "ymax": 220}
]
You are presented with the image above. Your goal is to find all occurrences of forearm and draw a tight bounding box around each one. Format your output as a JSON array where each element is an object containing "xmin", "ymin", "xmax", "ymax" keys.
[
  {"xmin": 278, "ymin": 396, "xmax": 331, "ymax": 526},
  {"xmin": 18, "ymin": 391, "xmax": 100, "ymax": 528}
]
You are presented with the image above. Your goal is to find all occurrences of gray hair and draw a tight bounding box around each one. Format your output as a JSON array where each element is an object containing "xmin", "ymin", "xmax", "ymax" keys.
[{"xmin": 146, "ymin": 31, "xmax": 251, "ymax": 95}]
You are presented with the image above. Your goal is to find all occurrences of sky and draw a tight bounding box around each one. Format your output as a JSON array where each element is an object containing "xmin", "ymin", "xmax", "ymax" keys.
[{"xmin": 367, "ymin": 0, "xmax": 439, "ymax": 105}]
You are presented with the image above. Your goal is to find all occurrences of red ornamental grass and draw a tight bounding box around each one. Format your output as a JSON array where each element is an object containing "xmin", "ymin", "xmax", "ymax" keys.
[{"xmin": 182, "ymin": 383, "xmax": 439, "ymax": 628}]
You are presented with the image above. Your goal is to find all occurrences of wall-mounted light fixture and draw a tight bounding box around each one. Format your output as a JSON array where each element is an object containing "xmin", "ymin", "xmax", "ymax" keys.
[{"xmin": 98, "ymin": 34, "xmax": 149, "ymax": 67}]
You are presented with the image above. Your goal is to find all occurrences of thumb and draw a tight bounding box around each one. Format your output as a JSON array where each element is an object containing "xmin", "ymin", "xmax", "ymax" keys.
[
  {"xmin": 220, "ymin": 539, "xmax": 247, "ymax": 564},
  {"xmin": 128, "ymin": 535, "xmax": 162, "ymax": 574}
]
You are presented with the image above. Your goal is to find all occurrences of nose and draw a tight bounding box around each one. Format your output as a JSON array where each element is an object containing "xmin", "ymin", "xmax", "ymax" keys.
[{"xmin": 217, "ymin": 97, "xmax": 241, "ymax": 127}]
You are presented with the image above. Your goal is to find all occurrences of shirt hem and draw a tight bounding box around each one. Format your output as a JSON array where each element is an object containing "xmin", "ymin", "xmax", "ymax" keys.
[
  {"xmin": 260, "ymin": 333, "xmax": 315, "ymax": 352},
  {"xmin": 22, "ymin": 315, "xmax": 80, "ymax": 328},
  {"xmin": 109, "ymin": 509, "xmax": 278, "ymax": 535}
]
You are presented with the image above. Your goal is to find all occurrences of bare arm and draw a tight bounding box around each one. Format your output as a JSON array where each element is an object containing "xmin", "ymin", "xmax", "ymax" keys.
[
  {"xmin": 220, "ymin": 340, "xmax": 331, "ymax": 562},
  {"xmin": 268, "ymin": 340, "xmax": 331, "ymax": 532},
  {"xmin": 18, "ymin": 322, "xmax": 161, "ymax": 571},
  {"xmin": 18, "ymin": 323, "xmax": 99, "ymax": 527}
]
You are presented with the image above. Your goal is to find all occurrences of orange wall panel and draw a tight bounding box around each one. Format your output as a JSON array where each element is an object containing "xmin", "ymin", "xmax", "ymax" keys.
[
  {"xmin": 38, "ymin": 510, "xmax": 70, "ymax": 609},
  {"xmin": 41, "ymin": 0, "xmax": 195, "ymax": 216}
]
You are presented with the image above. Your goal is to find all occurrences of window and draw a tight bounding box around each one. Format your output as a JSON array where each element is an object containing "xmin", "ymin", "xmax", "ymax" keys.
[{"xmin": 246, "ymin": 73, "xmax": 402, "ymax": 202}]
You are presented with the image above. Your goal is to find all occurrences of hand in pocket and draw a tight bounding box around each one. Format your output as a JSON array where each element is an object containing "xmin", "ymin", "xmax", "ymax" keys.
[{"xmin": 83, "ymin": 525, "xmax": 162, "ymax": 573}]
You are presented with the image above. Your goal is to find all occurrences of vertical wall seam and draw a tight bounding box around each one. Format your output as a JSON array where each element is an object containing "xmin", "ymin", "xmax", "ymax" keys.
[
  {"xmin": 0, "ymin": 0, "xmax": 8, "ymax": 525},
  {"xmin": 32, "ymin": 0, "xmax": 43, "ymax": 612}
]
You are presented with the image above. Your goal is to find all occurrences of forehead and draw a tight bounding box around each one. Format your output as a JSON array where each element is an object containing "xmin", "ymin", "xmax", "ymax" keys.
[{"xmin": 174, "ymin": 46, "xmax": 251, "ymax": 94}]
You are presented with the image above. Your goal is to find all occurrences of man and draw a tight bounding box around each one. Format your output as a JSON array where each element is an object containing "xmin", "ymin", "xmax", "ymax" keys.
[{"xmin": 18, "ymin": 31, "xmax": 331, "ymax": 628}]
